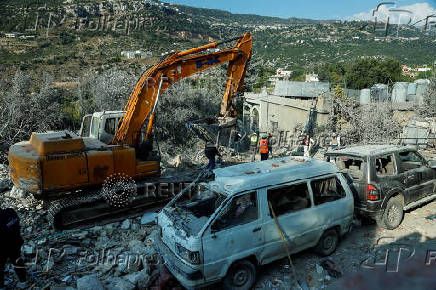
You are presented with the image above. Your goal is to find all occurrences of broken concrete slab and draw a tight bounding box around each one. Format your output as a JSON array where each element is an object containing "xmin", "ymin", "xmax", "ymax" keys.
[{"xmin": 76, "ymin": 274, "xmax": 104, "ymax": 290}]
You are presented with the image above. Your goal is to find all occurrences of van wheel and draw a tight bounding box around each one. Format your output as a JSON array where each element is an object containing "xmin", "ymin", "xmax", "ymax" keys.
[
  {"xmin": 315, "ymin": 229, "xmax": 339, "ymax": 256},
  {"xmin": 379, "ymin": 196, "xmax": 404, "ymax": 230},
  {"xmin": 223, "ymin": 260, "xmax": 256, "ymax": 290}
]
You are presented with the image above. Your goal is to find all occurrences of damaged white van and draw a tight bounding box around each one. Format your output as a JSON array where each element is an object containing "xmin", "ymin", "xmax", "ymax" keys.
[{"xmin": 154, "ymin": 157, "xmax": 354, "ymax": 289}]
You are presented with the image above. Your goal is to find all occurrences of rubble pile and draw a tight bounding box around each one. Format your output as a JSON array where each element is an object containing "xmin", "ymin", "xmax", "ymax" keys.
[{"xmin": 0, "ymin": 173, "xmax": 167, "ymax": 289}]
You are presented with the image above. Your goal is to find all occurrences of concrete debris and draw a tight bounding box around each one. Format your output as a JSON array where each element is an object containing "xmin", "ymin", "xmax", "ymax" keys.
[
  {"xmin": 140, "ymin": 212, "xmax": 157, "ymax": 225},
  {"xmin": 121, "ymin": 219, "xmax": 131, "ymax": 230},
  {"xmin": 124, "ymin": 270, "xmax": 150, "ymax": 289},
  {"xmin": 104, "ymin": 277, "xmax": 135, "ymax": 290},
  {"xmin": 76, "ymin": 275, "xmax": 104, "ymax": 290}
]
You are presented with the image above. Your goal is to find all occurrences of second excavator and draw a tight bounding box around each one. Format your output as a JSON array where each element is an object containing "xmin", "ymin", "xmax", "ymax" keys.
[{"xmin": 8, "ymin": 33, "xmax": 252, "ymax": 228}]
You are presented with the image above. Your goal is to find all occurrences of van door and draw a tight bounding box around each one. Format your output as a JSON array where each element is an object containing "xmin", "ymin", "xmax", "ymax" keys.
[
  {"xmin": 309, "ymin": 175, "xmax": 353, "ymax": 235},
  {"xmin": 202, "ymin": 191, "xmax": 263, "ymax": 282},
  {"xmin": 261, "ymin": 181, "xmax": 318, "ymax": 264}
]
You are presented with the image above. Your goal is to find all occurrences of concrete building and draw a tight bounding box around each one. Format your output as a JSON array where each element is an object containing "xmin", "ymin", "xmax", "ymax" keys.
[
  {"xmin": 121, "ymin": 50, "xmax": 152, "ymax": 59},
  {"xmin": 305, "ymin": 73, "xmax": 319, "ymax": 82},
  {"xmin": 268, "ymin": 69, "xmax": 292, "ymax": 83},
  {"xmin": 243, "ymin": 82, "xmax": 331, "ymax": 143}
]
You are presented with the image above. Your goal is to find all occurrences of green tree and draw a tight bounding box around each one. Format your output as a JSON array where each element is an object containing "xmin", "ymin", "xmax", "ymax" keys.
[{"xmin": 344, "ymin": 58, "xmax": 402, "ymax": 90}]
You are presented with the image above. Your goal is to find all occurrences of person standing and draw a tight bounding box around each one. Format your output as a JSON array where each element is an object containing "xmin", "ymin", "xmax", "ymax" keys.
[
  {"xmin": 259, "ymin": 134, "xmax": 269, "ymax": 161},
  {"xmin": 233, "ymin": 131, "xmax": 241, "ymax": 154},
  {"xmin": 302, "ymin": 134, "xmax": 314, "ymax": 158},
  {"xmin": 330, "ymin": 133, "xmax": 339, "ymax": 149},
  {"xmin": 267, "ymin": 133, "xmax": 273, "ymax": 157},
  {"xmin": 250, "ymin": 133, "xmax": 258, "ymax": 162},
  {"xmin": 0, "ymin": 208, "xmax": 26, "ymax": 289},
  {"xmin": 204, "ymin": 143, "xmax": 221, "ymax": 170}
]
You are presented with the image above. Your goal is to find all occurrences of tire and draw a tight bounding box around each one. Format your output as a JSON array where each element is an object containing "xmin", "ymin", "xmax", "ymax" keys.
[
  {"xmin": 378, "ymin": 196, "xmax": 404, "ymax": 230},
  {"xmin": 223, "ymin": 260, "xmax": 256, "ymax": 290},
  {"xmin": 315, "ymin": 229, "xmax": 339, "ymax": 256}
]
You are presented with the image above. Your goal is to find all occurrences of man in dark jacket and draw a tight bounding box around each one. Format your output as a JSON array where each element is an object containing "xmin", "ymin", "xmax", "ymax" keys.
[
  {"xmin": 204, "ymin": 143, "xmax": 221, "ymax": 170},
  {"xmin": 0, "ymin": 208, "xmax": 26, "ymax": 288}
]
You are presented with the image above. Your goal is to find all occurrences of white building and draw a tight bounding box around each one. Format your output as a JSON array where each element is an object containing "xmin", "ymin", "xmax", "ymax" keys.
[{"xmin": 121, "ymin": 50, "xmax": 153, "ymax": 59}]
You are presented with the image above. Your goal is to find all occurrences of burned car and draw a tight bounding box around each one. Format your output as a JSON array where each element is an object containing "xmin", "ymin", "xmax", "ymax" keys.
[
  {"xmin": 325, "ymin": 145, "xmax": 436, "ymax": 230},
  {"xmin": 154, "ymin": 157, "xmax": 354, "ymax": 289}
]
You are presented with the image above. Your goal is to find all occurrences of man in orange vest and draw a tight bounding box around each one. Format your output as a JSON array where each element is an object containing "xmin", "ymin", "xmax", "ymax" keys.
[{"xmin": 259, "ymin": 134, "xmax": 269, "ymax": 161}]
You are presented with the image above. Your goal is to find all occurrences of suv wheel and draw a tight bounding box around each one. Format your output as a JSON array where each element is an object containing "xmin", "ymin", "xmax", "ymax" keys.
[
  {"xmin": 223, "ymin": 260, "xmax": 256, "ymax": 290},
  {"xmin": 315, "ymin": 229, "xmax": 339, "ymax": 256},
  {"xmin": 379, "ymin": 196, "xmax": 404, "ymax": 230}
]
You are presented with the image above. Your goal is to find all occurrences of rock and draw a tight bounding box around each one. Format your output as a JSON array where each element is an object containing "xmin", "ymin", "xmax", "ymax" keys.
[
  {"xmin": 72, "ymin": 231, "xmax": 88, "ymax": 239},
  {"xmin": 16, "ymin": 282, "xmax": 27, "ymax": 289},
  {"xmin": 36, "ymin": 238, "xmax": 47, "ymax": 246},
  {"xmin": 90, "ymin": 225, "xmax": 103, "ymax": 232},
  {"xmin": 121, "ymin": 219, "xmax": 131, "ymax": 230},
  {"xmin": 64, "ymin": 246, "xmax": 82, "ymax": 255},
  {"xmin": 124, "ymin": 270, "xmax": 150, "ymax": 289},
  {"xmin": 104, "ymin": 277, "xmax": 135, "ymax": 290},
  {"xmin": 44, "ymin": 257, "xmax": 55, "ymax": 271},
  {"xmin": 116, "ymin": 254, "xmax": 142, "ymax": 274},
  {"xmin": 76, "ymin": 274, "xmax": 104, "ymax": 290},
  {"xmin": 62, "ymin": 275, "xmax": 73, "ymax": 283},
  {"xmin": 0, "ymin": 178, "xmax": 12, "ymax": 192},
  {"xmin": 140, "ymin": 212, "xmax": 157, "ymax": 225},
  {"xmin": 10, "ymin": 186, "xmax": 27, "ymax": 198},
  {"xmin": 95, "ymin": 236, "xmax": 111, "ymax": 249},
  {"xmin": 22, "ymin": 245, "xmax": 34, "ymax": 255},
  {"xmin": 316, "ymin": 264, "xmax": 323, "ymax": 274}
]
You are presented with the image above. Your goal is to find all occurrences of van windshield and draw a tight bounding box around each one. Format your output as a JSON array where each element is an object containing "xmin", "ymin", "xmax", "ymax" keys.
[{"xmin": 165, "ymin": 184, "xmax": 227, "ymax": 236}]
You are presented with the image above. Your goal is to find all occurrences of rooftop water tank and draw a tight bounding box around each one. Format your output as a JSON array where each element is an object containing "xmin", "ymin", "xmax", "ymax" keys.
[
  {"xmin": 392, "ymin": 82, "xmax": 408, "ymax": 103},
  {"xmin": 360, "ymin": 89, "xmax": 371, "ymax": 104},
  {"xmin": 415, "ymin": 79, "xmax": 430, "ymax": 104},
  {"xmin": 371, "ymin": 83, "xmax": 389, "ymax": 102}
]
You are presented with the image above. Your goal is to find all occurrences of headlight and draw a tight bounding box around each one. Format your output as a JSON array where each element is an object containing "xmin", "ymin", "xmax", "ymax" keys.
[{"xmin": 176, "ymin": 243, "xmax": 201, "ymax": 265}]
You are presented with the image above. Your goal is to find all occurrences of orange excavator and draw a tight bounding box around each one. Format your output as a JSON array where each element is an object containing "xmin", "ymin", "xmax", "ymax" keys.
[{"xmin": 8, "ymin": 33, "xmax": 252, "ymax": 228}]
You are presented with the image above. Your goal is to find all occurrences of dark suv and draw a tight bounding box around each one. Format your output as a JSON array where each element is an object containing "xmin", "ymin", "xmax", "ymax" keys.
[{"xmin": 325, "ymin": 145, "xmax": 436, "ymax": 229}]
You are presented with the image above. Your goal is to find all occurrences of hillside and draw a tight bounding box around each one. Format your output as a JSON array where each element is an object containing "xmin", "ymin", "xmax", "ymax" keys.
[{"xmin": 0, "ymin": 0, "xmax": 434, "ymax": 73}]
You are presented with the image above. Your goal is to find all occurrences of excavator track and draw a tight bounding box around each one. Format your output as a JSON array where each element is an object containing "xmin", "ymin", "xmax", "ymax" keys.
[{"xmin": 47, "ymin": 171, "xmax": 208, "ymax": 230}]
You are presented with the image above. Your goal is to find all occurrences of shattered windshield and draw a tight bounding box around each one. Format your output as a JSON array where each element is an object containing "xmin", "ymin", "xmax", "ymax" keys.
[{"xmin": 165, "ymin": 184, "xmax": 227, "ymax": 236}]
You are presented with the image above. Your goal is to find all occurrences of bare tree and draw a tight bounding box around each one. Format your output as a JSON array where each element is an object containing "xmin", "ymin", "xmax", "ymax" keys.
[
  {"xmin": 417, "ymin": 78, "xmax": 436, "ymax": 118},
  {"xmin": 0, "ymin": 70, "xmax": 64, "ymax": 163}
]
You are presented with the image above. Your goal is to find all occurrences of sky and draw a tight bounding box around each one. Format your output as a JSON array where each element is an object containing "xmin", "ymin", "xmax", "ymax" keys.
[{"xmin": 164, "ymin": 0, "xmax": 436, "ymax": 21}]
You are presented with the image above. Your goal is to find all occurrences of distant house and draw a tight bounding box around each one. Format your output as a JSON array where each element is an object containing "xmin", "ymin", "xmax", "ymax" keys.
[
  {"xmin": 305, "ymin": 73, "xmax": 319, "ymax": 82},
  {"xmin": 5, "ymin": 33, "xmax": 18, "ymax": 38},
  {"xmin": 268, "ymin": 68, "xmax": 292, "ymax": 83},
  {"xmin": 121, "ymin": 50, "xmax": 152, "ymax": 59}
]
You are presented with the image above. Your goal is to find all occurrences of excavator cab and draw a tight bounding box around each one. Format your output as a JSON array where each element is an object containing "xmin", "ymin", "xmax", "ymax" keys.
[
  {"xmin": 79, "ymin": 111, "xmax": 124, "ymax": 144},
  {"xmin": 79, "ymin": 111, "xmax": 161, "ymax": 161}
]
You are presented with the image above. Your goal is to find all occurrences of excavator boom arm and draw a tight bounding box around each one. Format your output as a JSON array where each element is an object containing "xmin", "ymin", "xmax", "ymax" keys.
[{"xmin": 112, "ymin": 33, "xmax": 252, "ymax": 147}]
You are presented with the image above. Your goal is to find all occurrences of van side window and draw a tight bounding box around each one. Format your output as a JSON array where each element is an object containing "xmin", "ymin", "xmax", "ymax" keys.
[
  {"xmin": 311, "ymin": 177, "xmax": 345, "ymax": 205},
  {"xmin": 104, "ymin": 118, "xmax": 117, "ymax": 135},
  {"xmin": 212, "ymin": 192, "xmax": 257, "ymax": 231},
  {"xmin": 375, "ymin": 154, "xmax": 395, "ymax": 176},
  {"xmin": 267, "ymin": 183, "xmax": 311, "ymax": 216},
  {"xmin": 398, "ymin": 151, "xmax": 424, "ymax": 171}
]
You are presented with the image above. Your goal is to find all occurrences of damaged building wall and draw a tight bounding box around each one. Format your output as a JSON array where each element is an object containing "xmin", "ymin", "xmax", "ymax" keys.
[{"xmin": 243, "ymin": 89, "xmax": 331, "ymax": 136}]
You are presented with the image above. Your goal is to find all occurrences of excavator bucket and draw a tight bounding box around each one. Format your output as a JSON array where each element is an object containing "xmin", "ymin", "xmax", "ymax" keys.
[{"xmin": 186, "ymin": 117, "xmax": 244, "ymax": 147}]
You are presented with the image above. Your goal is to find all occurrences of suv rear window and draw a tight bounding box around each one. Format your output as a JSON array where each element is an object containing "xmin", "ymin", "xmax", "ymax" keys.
[{"xmin": 331, "ymin": 156, "xmax": 364, "ymax": 180}]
